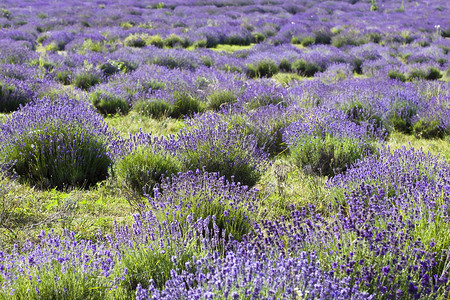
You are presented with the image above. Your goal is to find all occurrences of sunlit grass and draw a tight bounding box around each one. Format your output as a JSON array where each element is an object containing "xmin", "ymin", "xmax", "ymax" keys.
[
  {"xmin": 256, "ymin": 158, "xmax": 328, "ymax": 220},
  {"xmin": 386, "ymin": 131, "xmax": 450, "ymax": 160},
  {"xmin": 211, "ymin": 43, "xmax": 255, "ymax": 53},
  {"xmin": 104, "ymin": 111, "xmax": 185, "ymax": 136},
  {"xmin": 0, "ymin": 177, "xmax": 133, "ymax": 251},
  {"xmin": 272, "ymin": 72, "xmax": 310, "ymax": 85},
  {"xmin": 0, "ymin": 113, "xmax": 8, "ymax": 123}
]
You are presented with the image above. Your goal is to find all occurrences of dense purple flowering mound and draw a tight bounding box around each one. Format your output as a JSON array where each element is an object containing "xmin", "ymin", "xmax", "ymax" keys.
[
  {"xmin": 0, "ymin": 0, "xmax": 449, "ymax": 299},
  {"xmin": 0, "ymin": 97, "xmax": 117, "ymax": 188}
]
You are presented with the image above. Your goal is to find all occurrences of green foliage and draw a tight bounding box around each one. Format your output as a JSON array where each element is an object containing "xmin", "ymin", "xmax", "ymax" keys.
[
  {"xmin": 56, "ymin": 70, "xmax": 72, "ymax": 85},
  {"xmin": 413, "ymin": 119, "xmax": 445, "ymax": 139},
  {"xmin": 314, "ymin": 30, "xmax": 332, "ymax": 45},
  {"xmin": 331, "ymin": 31, "xmax": 368, "ymax": 48},
  {"xmin": 115, "ymin": 147, "xmax": 180, "ymax": 196},
  {"xmin": 409, "ymin": 67, "xmax": 442, "ymax": 81},
  {"xmin": 0, "ymin": 81, "xmax": 30, "ymax": 113},
  {"xmin": 224, "ymin": 34, "xmax": 251, "ymax": 46},
  {"xmin": 3, "ymin": 126, "xmax": 112, "ymax": 190},
  {"xmin": 370, "ymin": 0, "xmax": 378, "ymax": 11},
  {"xmin": 80, "ymin": 39, "xmax": 105, "ymax": 53},
  {"xmin": 120, "ymin": 22, "xmax": 133, "ymax": 29},
  {"xmin": 124, "ymin": 34, "xmax": 164, "ymax": 48},
  {"xmin": 1, "ymin": 9, "xmax": 11, "ymax": 19},
  {"xmin": 2, "ymin": 262, "xmax": 113, "ymax": 300},
  {"xmin": 301, "ymin": 36, "xmax": 316, "ymax": 47},
  {"xmin": 289, "ymin": 135, "xmax": 375, "ymax": 177},
  {"xmin": 247, "ymin": 94, "xmax": 285, "ymax": 110},
  {"xmin": 425, "ymin": 67, "xmax": 442, "ymax": 80},
  {"xmin": 389, "ymin": 102, "xmax": 417, "ymax": 134},
  {"xmin": 36, "ymin": 34, "xmax": 49, "ymax": 43},
  {"xmin": 246, "ymin": 59, "xmax": 279, "ymax": 78},
  {"xmin": 147, "ymin": 34, "xmax": 164, "ymax": 48},
  {"xmin": 194, "ymin": 39, "xmax": 208, "ymax": 49},
  {"xmin": 278, "ymin": 59, "xmax": 292, "ymax": 72},
  {"xmin": 171, "ymin": 91, "xmax": 205, "ymax": 118},
  {"xmin": 273, "ymin": 73, "xmax": 304, "ymax": 85},
  {"xmin": 134, "ymin": 99, "xmax": 173, "ymax": 119},
  {"xmin": 388, "ymin": 70, "xmax": 407, "ymax": 82},
  {"xmin": 158, "ymin": 194, "xmax": 253, "ymax": 243},
  {"xmin": 73, "ymin": 72, "xmax": 101, "ymax": 90},
  {"xmin": 345, "ymin": 101, "xmax": 383, "ymax": 129},
  {"xmin": 207, "ymin": 90, "xmax": 237, "ymax": 110},
  {"xmin": 292, "ymin": 59, "xmax": 322, "ymax": 77},
  {"xmin": 163, "ymin": 34, "xmax": 189, "ymax": 48},
  {"xmin": 117, "ymin": 243, "xmax": 192, "ymax": 293},
  {"xmin": 99, "ymin": 60, "xmax": 136, "ymax": 77},
  {"xmin": 182, "ymin": 143, "xmax": 262, "ymax": 188},
  {"xmin": 231, "ymin": 115, "xmax": 287, "ymax": 157},
  {"xmin": 201, "ymin": 55, "xmax": 214, "ymax": 67},
  {"xmin": 252, "ymin": 32, "xmax": 266, "ymax": 43},
  {"xmin": 99, "ymin": 62, "xmax": 120, "ymax": 76},
  {"xmin": 124, "ymin": 34, "xmax": 146, "ymax": 48},
  {"xmin": 90, "ymin": 90, "xmax": 130, "ymax": 116}
]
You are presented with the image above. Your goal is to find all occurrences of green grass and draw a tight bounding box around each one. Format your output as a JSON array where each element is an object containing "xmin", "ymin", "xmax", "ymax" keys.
[
  {"xmin": 0, "ymin": 113, "xmax": 8, "ymax": 123},
  {"xmin": 210, "ymin": 44, "xmax": 255, "ymax": 53},
  {"xmin": 256, "ymin": 158, "xmax": 328, "ymax": 220},
  {"xmin": 386, "ymin": 131, "xmax": 450, "ymax": 160},
  {"xmin": 292, "ymin": 44, "xmax": 306, "ymax": 50},
  {"xmin": 273, "ymin": 72, "xmax": 310, "ymax": 85},
  {"xmin": 2, "ymin": 99, "xmax": 450, "ymax": 299},
  {"xmin": 0, "ymin": 177, "xmax": 133, "ymax": 251},
  {"xmin": 104, "ymin": 111, "xmax": 185, "ymax": 137}
]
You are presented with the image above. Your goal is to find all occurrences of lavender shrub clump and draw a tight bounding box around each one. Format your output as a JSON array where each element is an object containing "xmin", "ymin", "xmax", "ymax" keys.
[
  {"xmin": 283, "ymin": 107, "xmax": 384, "ymax": 177},
  {"xmin": 0, "ymin": 97, "xmax": 116, "ymax": 189},
  {"xmin": 173, "ymin": 112, "xmax": 269, "ymax": 187}
]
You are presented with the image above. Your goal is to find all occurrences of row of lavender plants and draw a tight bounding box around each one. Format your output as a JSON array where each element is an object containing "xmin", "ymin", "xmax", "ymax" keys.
[
  {"xmin": 0, "ymin": 0, "xmax": 449, "ymax": 117},
  {"xmin": 0, "ymin": 82, "xmax": 448, "ymax": 298},
  {"xmin": 1, "ymin": 99, "xmax": 450, "ymax": 298}
]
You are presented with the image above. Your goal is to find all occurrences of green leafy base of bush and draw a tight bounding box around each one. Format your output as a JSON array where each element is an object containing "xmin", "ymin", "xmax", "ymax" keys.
[
  {"xmin": 207, "ymin": 90, "xmax": 237, "ymax": 111},
  {"xmin": 388, "ymin": 70, "xmax": 407, "ymax": 82},
  {"xmin": 73, "ymin": 73, "xmax": 101, "ymax": 90},
  {"xmin": 292, "ymin": 59, "xmax": 322, "ymax": 77},
  {"xmin": 246, "ymin": 59, "xmax": 279, "ymax": 78},
  {"xmin": 390, "ymin": 113, "xmax": 414, "ymax": 134},
  {"xmin": 0, "ymin": 82, "xmax": 30, "ymax": 113},
  {"xmin": 345, "ymin": 102, "xmax": 384, "ymax": 130},
  {"xmin": 56, "ymin": 70, "xmax": 72, "ymax": 85},
  {"xmin": 289, "ymin": 135, "xmax": 375, "ymax": 177},
  {"xmin": 134, "ymin": 99, "xmax": 174, "ymax": 119},
  {"xmin": 413, "ymin": 119, "xmax": 445, "ymax": 139},
  {"xmin": 91, "ymin": 91, "xmax": 130, "ymax": 116},
  {"xmin": 158, "ymin": 198, "xmax": 253, "ymax": 244},
  {"xmin": 170, "ymin": 92, "xmax": 205, "ymax": 118},
  {"xmin": 115, "ymin": 147, "xmax": 180, "ymax": 196},
  {"xmin": 182, "ymin": 144, "xmax": 262, "ymax": 187},
  {"xmin": 278, "ymin": 59, "xmax": 292, "ymax": 72},
  {"xmin": 117, "ymin": 244, "xmax": 195, "ymax": 293},
  {"xmin": 409, "ymin": 67, "xmax": 442, "ymax": 81},
  {"xmin": 3, "ymin": 127, "xmax": 111, "ymax": 190}
]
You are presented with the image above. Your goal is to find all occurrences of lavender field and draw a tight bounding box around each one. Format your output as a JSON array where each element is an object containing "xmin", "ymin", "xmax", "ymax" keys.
[{"xmin": 0, "ymin": 0, "xmax": 449, "ymax": 298}]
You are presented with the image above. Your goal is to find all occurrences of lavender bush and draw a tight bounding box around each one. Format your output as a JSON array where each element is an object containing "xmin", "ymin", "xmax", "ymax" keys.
[
  {"xmin": 0, "ymin": 97, "xmax": 115, "ymax": 189},
  {"xmin": 174, "ymin": 112, "xmax": 268, "ymax": 187},
  {"xmin": 284, "ymin": 108, "xmax": 382, "ymax": 177}
]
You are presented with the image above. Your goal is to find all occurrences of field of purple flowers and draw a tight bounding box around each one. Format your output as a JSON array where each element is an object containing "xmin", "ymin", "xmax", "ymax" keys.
[{"xmin": 0, "ymin": 0, "xmax": 449, "ymax": 298}]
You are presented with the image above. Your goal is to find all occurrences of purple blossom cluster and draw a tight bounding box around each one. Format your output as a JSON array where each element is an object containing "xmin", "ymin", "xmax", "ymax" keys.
[{"xmin": 0, "ymin": 97, "xmax": 118, "ymax": 188}]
